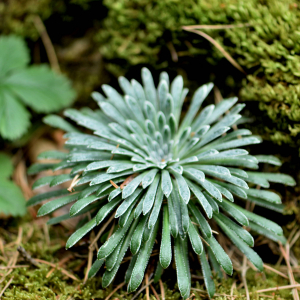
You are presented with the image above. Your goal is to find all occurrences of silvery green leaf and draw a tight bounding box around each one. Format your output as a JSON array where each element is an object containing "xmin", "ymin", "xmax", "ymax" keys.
[
  {"xmin": 177, "ymin": 126, "xmax": 191, "ymax": 149},
  {"xmin": 188, "ymin": 218, "xmax": 203, "ymax": 255},
  {"xmin": 218, "ymin": 199, "xmax": 249, "ymax": 226},
  {"xmin": 27, "ymin": 188, "xmax": 74, "ymax": 207},
  {"xmin": 134, "ymin": 194, "xmax": 145, "ymax": 218},
  {"xmin": 102, "ymin": 84, "xmax": 131, "ymax": 118},
  {"xmin": 117, "ymin": 188, "xmax": 143, "ymax": 217},
  {"xmin": 88, "ymin": 141, "xmax": 117, "ymax": 151},
  {"xmin": 211, "ymin": 113, "xmax": 241, "ymax": 131},
  {"xmin": 141, "ymin": 67, "xmax": 157, "ymax": 109},
  {"xmin": 133, "ymin": 163, "xmax": 155, "ymax": 172},
  {"xmin": 196, "ymin": 149, "xmax": 219, "ymax": 159},
  {"xmin": 157, "ymin": 111, "xmax": 166, "ymax": 133},
  {"xmin": 125, "ymin": 95, "xmax": 145, "ymax": 125},
  {"xmin": 168, "ymin": 164, "xmax": 183, "ymax": 174},
  {"xmin": 170, "ymin": 188, "xmax": 186, "ymax": 239},
  {"xmin": 119, "ymin": 76, "xmax": 135, "ymax": 97},
  {"xmin": 171, "ymin": 75, "xmax": 184, "ymax": 120},
  {"xmin": 163, "ymin": 125, "xmax": 171, "ymax": 142},
  {"xmin": 197, "ymin": 179, "xmax": 222, "ymax": 202},
  {"xmin": 100, "ymin": 101, "xmax": 127, "ymax": 126},
  {"xmin": 43, "ymin": 115, "xmax": 79, "ymax": 133},
  {"xmin": 37, "ymin": 193, "xmax": 79, "ymax": 217},
  {"xmin": 195, "ymin": 126, "xmax": 230, "ymax": 149},
  {"xmin": 170, "ymin": 172, "xmax": 190, "ymax": 204},
  {"xmin": 246, "ymin": 195, "xmax": 284, "ymax": 213},
  {"xmin": 130, "ymin": 214, "xmax": 148, "ymax": 255},
  {"xmin": 108, "ymin": 188, "xmax": 122, "ymax": 202},
  {"xmin": 126, "ymin": 120, "xmax": 144, "ymax": 135},
  {"xmin": 246, "ymin": 188, "xmax": 281, "ymax": 203},
  {"xmin": 201, "ymin": 155, "xmax": 259, "ymax": 170},
  {"xmin": 202, "ymin": 192, "xmax": 219, "ymax": 213},
  {"xmin": 145, "ymin": 119, "xmax": 156, "ymax": 137},
  {"xmin": 143, "ymin": 174, "xmax": 160, "ymax": 214},
  {"xmin": 227, "ymin": 167, "xmax": 248, "ymax": 178},
  {"xmin": 90, "ymin": 170, "xmax": 133, "ymax": 186},
  {"xmin": 88, "ymin": 259, "xmax": 104, "ymax": 279},
  {"xmin": 214, "ymin": 214, "xmax": 263, "ymax": 272},
  {"xmin": 119, "ymin": 196, "xmax": 139, "ymax": 227},
  {"xmin": 179, "ymin": 156, "xmax": 198, "ymax": 165},
  {"xmin": 211, "ymin": 180, "xmax": 247, "ymax": 199},
  {"xmin": 64, "ymin": 109, "xmax": 106, "ymax": 131},
  {"xmin": 32, "ymin": 175, "xmax": 55, "ymax": 190},
  {"xmin": 196, "ymin": 165, "xmax": 231, "ymax": 177},
  {"xmin": 108, "ymin": 122, "xmax": 131, "ymax": 139},
  {"xmin": 107, "ymin": 163, "xmax": 134, "ymax": 173},
  {"xmin": 66, "ymin": 217, "xmax": 96, "ymax": 249},
  {"xmin": 160, "ymin": 205, "xmax": 172, "ymax": 268},
  {"xmin": 155, "ymin": 131, "xmax": 163, "ymax": 146},
  {"xmin": 131, "ymin": 79, "xmax": 146, "ymax": 104},
  {"xmin": 199, "ymin": 249, "xmax": 215, "ymax": 299},
  {"xmin": 174, "ymin": 237, "xmax": 190, "ymax": 298},
  {"xmin": 241, "ymin": 172, "xmax": 270, "ymax": 188},
  {"xmin": 125, "ymin": 255, "xmax": 137, "ymax": 284},
  {"xmin": 86, "ymin": 160, "xmax": 126, "ymax": 171},
  {"xmin": 161, "ymin": 170, "xmax": 173, "ymax": 197},
  {"xmin": 106, "ymin": 238, "xmax": 124, "ymax": 271},
  {"xmin": 128, "ymin": 217, "xmax": 159, "ymax": 292},
  {"xmin": 205, "ymin": 97, "xmax": 238, "ymax": 124},
  {"xmin": 192, "ymin": 104, "xmax": 214, "ymax": 132},
  {"xmin": 207, "ymin": 180, "xmax": 233, "ymax": 202},
  {"xmin": 159, "ymin": 71, "xmax": 169, "ymax": 87},
  {"xmin": 214, "ymin": 213, "xmax": 254, "ymax": 246},
  {"xmin": 164, "ymin": 93, "xmax": 174, "ymax": 117},
  {"xmin": 185, "ymin": 178, "xmax": 212, "ymax": 218},
  {"xmin": 148, "ymin": 185, "xmax": 164, "ymax": 228},
  {"xmin": 247, "ymin": 172, "xmax": 296, "ymax": 186},
  {"xmin": 180, "ymin": 83, "xmax": 213, "ymax": 132},
  {"xmin": 188, "ymin": 201, "xmax": 212, "ymax": 238},
  {"xmin": 158, "ymin": 79, "xmax": 168, "ymax": 111},
  {"xmin": 168, "ymin": 114, "xmax": 177, "ymax": 138},
  {"xmin": 141, "ymin": 168, "xmax": 159, "ymax": 188},
  {"xmin": 38, "ymin": 150, "xmax": 67, "ymax": 160},
  {"xmin": 91, "ymin": 91, "xmax": 105, "ymax": 104},
  {"xmin": 96, "ymin": 196, "xmax": 122, "ymax": 225},
  {"xmin": 70, "ymin": 195, "xmax": 100, "ymax": 216},
  {"xmin": 204, "ymin": 235, "xmax": 233, "ymax": 275},
  {"xmin": 248, "ymin": 222, "xmax": 286, "ymax": 244},
  {"xmin": 204, "ymin": 170, "xmax": 249, "ymax": 189},
  {"xmin": 212, "ymin": 136, "xmax": 262, "ymax": 151},
  {"xmin": 98, "ymin": 211, "xmax": 135, "ymax": 260},
  {"xmin": 255, "ymin": 155, "xmax": 282, "ymax": 166},
  {"xmin": 183, "ymin": 167, "xmax": 205, "ymax": 184},
  {"xmin": 27, "ymin": 163, "xmax": 55, "ymax": 175},
  {"xmin": 67, "ymin": 151, "xmax": 111, "ymax": 162},
  {"xmin": 64, "ymin": 132, "xmax": 102, "ymax": 145}
]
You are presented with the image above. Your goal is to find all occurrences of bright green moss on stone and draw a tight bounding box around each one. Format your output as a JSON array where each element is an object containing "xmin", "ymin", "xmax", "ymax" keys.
[{"xmin": 97, "ymin": 0, "xmax": 300, "ymax": 151}]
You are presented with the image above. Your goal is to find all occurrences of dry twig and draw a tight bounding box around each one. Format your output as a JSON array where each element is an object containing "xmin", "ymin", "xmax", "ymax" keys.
[
  {"xmin": 104, "ymin": 282, "xmax": 126, "ymax": 300},
  {"xmin": 33, "ymin": 15, "xmax": 61, "ymax": 72},
  {"xmin": 182, "ymin": 27, "xmax": 246, "ymax": 74}
]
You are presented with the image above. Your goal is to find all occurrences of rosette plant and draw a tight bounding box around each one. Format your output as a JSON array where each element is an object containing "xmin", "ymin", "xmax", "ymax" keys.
[{"xmin": 28, "ymin": 68, "xmax": 295, "ymax": 299}]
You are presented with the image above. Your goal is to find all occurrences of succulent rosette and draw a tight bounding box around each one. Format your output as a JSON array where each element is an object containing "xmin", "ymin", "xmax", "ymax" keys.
[{"xmin": 28, "ymin": 68, "xmax": 295, "ymax": 299}]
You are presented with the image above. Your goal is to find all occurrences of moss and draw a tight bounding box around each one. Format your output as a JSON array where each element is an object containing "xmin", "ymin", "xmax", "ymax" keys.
[{"xmin": 97, "ymin": 0, "xmax": 300, "ymax": 152}]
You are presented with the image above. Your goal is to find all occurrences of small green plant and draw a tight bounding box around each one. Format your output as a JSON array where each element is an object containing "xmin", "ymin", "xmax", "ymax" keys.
[
  {"xmin": 28, "ymin": 69, "xmax": 295, "ymax": 299},
  {"xmin": 0, "ymin": 35, "xmax": 76, "ymax": 140},
  {"xmin": 0, "ymin": 153, "xmax": 26, "ymax": 216}
]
